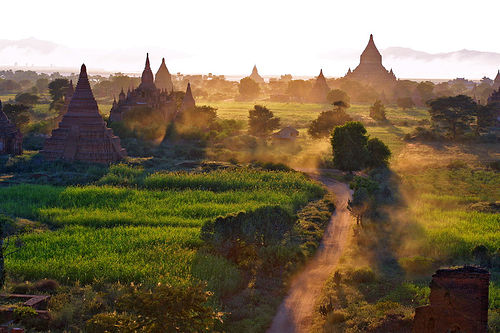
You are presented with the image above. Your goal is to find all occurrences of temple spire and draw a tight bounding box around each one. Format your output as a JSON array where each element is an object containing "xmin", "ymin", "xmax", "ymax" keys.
[{"xmin": 139, "ymin": 53, "xmax": 156, "ymax": 90}]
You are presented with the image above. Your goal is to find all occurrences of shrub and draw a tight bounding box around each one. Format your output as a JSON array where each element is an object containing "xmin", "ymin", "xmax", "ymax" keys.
[
  {"xmin": 346, "ymin": 267, "xmax": 376, "ymax": 284},
  {"xmin": 399, "ymin": 256, "xmax": 435, "ymax": 276}
]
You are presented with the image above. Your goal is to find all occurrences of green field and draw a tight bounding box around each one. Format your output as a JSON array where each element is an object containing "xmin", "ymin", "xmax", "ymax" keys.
[{"xmin": 3, "ymin": 168, "xmax": 323, "ymax": 289}]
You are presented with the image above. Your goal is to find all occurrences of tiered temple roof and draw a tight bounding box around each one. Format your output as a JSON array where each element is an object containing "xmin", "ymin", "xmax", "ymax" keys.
[
  {"xmin": 492, "ymin": 70, "xmax": 500, "ymax": 91},
  {"xmin": 344, "ymin": 34, "xmax": 396, "ymax": 88},
  {"xmin": 155, "ymin": 58, "xmax": 174, "ymax": 92},
  {"xmin": 42, "ymin": 64, "xmax": 126, "ymax": 163},
  {"xmin": 310, "ymin": 69, "xmax": 330, "ymax": 103},
  {"xmin": 0, "ymin": 100, "xmax": 23, "ymax": 155},
  {"xmin": 250, "ymin": 65, "xmax": 265, "ymax": 83},
  {"xmin": 109, "ymin": 54, "xmax": 176, "ymax": 122}
]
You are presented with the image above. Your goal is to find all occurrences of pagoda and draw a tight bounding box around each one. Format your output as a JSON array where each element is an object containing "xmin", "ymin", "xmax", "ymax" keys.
[
  {"xmin": 310, "ymin": 69, "xmax": 330, "ymax": 103},
  {"xmin": 155, "ymin": 58, "xmax": 174, "ymax": 92},
  {"xmin": 179, "ymin": 83, "xmax": 196, "ymax": 114},
  {"xmin": 344, "ymin": 34, "xmax": 396, "ymax": 88},
  {"xmin": 109, "ymin": 54, "xmax": 176, "ymax": 122},
  {"xmin": 492, "ymin": 70, "xmax": 500, "ymax": 91},
  {"xmin": 0, "ymin": 100, "xmax": 23, "ymax": 155},
  {"xmin": 42, "ymin": 64, "xmax": 126, "ymax": 163},
  {"xmin": 249, "ymin": 65, "xmax": 265, "ymax": 83}
]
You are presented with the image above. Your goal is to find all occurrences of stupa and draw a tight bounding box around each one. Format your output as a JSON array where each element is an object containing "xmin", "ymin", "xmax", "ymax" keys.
[
  {"xmin": 179, "ymin": 83, "xmax": 196, "ymax": 114},
  {"xmin": 249, "ymin": 65, "xmax": 265, "ymax": 84},
  {"xmin": 310, "ymin": 69, "xmax": 330, "ymax": 103},
  {"xmin": 155, "ymin": 58, "xmax": 174, "ymax": 92},
  {"xmin": 492, "ymin": 70, "xmax": 500, "ymax": 91},
  {"xmin": 42, "ymin": 64, "xmax": 126, "ymax": 163},
  {"xmin": 0, "ymin": 100, "xmax": 23, "ymax": 155},
  {"xmin": 344, "ymin": 34, "xmax": 396, "ymax": 88}
]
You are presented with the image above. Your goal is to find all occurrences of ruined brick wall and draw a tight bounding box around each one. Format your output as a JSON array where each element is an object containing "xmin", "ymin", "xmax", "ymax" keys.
[{"xmin": 413, "ymin": 266, "xmax": 490, "ymax": 333}]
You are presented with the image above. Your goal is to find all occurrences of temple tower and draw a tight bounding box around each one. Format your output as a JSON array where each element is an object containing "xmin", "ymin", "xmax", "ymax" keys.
[
  {"xmin": 42, "ymin": 64, "xmax": 126, "ymax": 163},
  {"xmin": 179, "ymin": 83, "xmax": 196, "ymax": 114},
  {"xmin": 492, "ymin": 70, "xmax": 500, "ymax": 90},
  {"xmin": 344, "ymin": 34, "xmax": 396, "ymax": 88},
  {"xmin": 0, "ymin": 100, "xmax": 23, "ymax": 155},
  {"xmin": 155, "ymin": 58, "xmax": 174, "ymax": 92},
  {"xmin": 138, "ymin": 53, "xmax": 156, "ymax": 91},
  {"xmin": 310, "ymin": 69, "xmax": 330, "ymax": 103},
  {"xmin": 250, "ymin": 65, "xmax": 265, "ymax": 83}
]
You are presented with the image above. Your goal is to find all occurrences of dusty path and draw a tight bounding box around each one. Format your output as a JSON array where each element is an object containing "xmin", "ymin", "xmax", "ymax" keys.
[{"xmin": 267, "ymin": 173, "xmax": 353, "ymax": 333}]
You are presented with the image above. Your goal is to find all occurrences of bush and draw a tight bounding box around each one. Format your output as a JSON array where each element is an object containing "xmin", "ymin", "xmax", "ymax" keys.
[
  {"xmin": 346, "ymin": 267, "xmax": 376, "ymax": 284},
  {"xmin": 399, "ymin": 256, "xmax": 435, "ymax": 275},
  {"xmin": 308, "ymin": 109, "xmax": 352, "ymax": 139}
]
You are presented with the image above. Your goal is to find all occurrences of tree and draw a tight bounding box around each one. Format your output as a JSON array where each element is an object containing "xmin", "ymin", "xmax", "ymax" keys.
[
  {"xmin": 248, "ymin": 105, "xmax": 280, "ymax": 137},
  {"xmin": 178, "ymin": 105, "xmax": 218, "ymax": 130},
  {"xmin": 369, "ymin": 100, "xmax": 387, "ymax": 122},
  {"xmin": 48, "ymin": 78, "xmax": 70, "ymax": 110},
  {"xmin": 308, "ymin": 108, "xmax": 352, "ymax": 139},
  {"xmin": 35, "ymin": 78, "xmax": 49, "ymax": 93},
  {"xmin": 428, "ymin": 95, "xmax": 477, "ymax": 139},
  {"xmin": 366, "ymin": 138, "xmax": 391, "ymax": 168},
  {"xmin": 347, "ymin": 187, "xmax": 369, "ymax": 225},
  {"xmin": 330, "ymin": 121, "xmax": 369, "ymax": 172},
  {"xmin": 287, "ymin": 80, "xmax": 312, "ymax": 102},
  {"xmin": 15, "ymin": 92, "xmax": 39, "ymax": 106},
  {"xmin": 326, "ymin": 89, "xmax": 350, "ymax": 106},
  {"xmin": 396, "ymin": 97, "xmax": 415, "ymax": 110},
  {"xmin": 238, "ymin": 77, "xmax": 260, "ymax": 99},
  {"xmin": 2, "ymin": 103, "xmax": 31, "ymax": 130},
  {"xmin": 476, "ymin": 105, "xmax": 496, "ymax": 133},
  {"xmin": 416, "ymin": 81, "xmax": 435, "ymax": 104}
]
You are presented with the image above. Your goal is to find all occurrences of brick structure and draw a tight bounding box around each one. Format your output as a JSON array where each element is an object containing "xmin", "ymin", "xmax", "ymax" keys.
[
  {"xmin": 109, "ymin": 54, "xmax": 177, "ymax": 122},
  {"xmin": 310, "ymin": 69, "xmax": 330, "ymax": 103},
  {"xmin": 344, "ymin": 34, "xmax": 397, "ymax": 88},
  {"xmin": 492, "ymin": 70, "xmax": 500, "ymax": 91},
  {"xmin": 249, "ymin": 65, "xmax": 265, "ymax": 84},
  {"xmin": 413, "ymin": 266, "xmax": 490, "ymax": 333},
  {"xmin": 155, "ymin": 57, "xmax": 174, "ymax": 92},
  {"xmin": 179, "ymin": 82, "xmax": 196, "ymax": 114},
  {"xmin": 0, "ymin": 100, "xmax": 23, "ymax": 155},
  {"xmin": 42, "ymin": 64, "xmax": 126, "ymax": 163}
]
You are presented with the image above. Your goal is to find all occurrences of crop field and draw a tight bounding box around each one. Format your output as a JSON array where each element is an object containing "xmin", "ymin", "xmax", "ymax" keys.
[{"xmin": 3, "ymin": 169, "xmax": 324, "ymax": 289}]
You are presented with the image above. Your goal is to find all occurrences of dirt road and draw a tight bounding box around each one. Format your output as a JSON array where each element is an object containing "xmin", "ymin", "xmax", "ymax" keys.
[{"xmin": 267, "ymin": 174, "xmax": 353, "ymax": 333}]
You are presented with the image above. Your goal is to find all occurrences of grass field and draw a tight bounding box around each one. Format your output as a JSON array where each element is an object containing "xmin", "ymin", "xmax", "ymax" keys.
[{"xmin": 3, "ymin": 168, "xmax": 323, "ymax": 290}]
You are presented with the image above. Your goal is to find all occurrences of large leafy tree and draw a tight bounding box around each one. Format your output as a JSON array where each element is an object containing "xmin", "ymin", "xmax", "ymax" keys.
[
  {"xmin": 248, "ymin": 105, "xmax": 280, "ymax": 137},
  {"xmin": 48, "ymin": 78, "xmax": 70, "ymax": 111},
  {"xmin": 369, "ymin": 100, "xmax": 387, "ymax": 122},
  {"xmin": 2, "ymin": 103, "xmax": 31, "ymax": 130},
  {"xmin": 238, "ymin": 77, "xmax": 260, "ymax": 99},
  {"xmin": 428, "ymin": 95, "xmax": 477, "ymax": 139},
  {"xmin": 326, "ymin": 89, "xmax": 350, "ymax": 106},
  {"xmin": 366, "ymin": 138, "xmax": 391, "ymax": 168},
  {"xmin": 308, "ymin": 104, "xmax": 352, "ymax": 139},
  {"xmin": 331, "ymin": 121, "xmax": 369, "ymax": 172}
]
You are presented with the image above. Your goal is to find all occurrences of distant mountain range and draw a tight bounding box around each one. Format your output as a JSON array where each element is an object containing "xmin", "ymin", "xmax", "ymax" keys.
[{"xmin": 0, "ymin": 38, "xmax": 499, "ymax": 79}]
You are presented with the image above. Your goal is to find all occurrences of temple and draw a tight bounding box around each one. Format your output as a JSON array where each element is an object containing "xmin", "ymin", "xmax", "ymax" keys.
[
  {"xmin": 179, "ymin": 82, "xmax": 196, "ymax": 114},
  {"xmin": 492, "ymin": 70, "xmax": 500, "ymax": 91},
  {"xmin": 42, "ymin": 64, "xmax": 126, "ymax": 163},
  {"xmin": 310, "ymin": 69, "xmax": 330, "ymax": 103},
  {"xmin": 344, "ymin": 34, "xmax": 397, "ymax": 88},
  {"xmin": 155, "ymin": 58, "xmax": 174, "ymax": 92},
  {"xmin": 413, "ymin": 266, "xmax": 490, "ymax": 333},
  {"xmin": 0, "ymin": 100, "xmax": 23, "ymax": 155},
  {"xmin": 249, "ymin": 65, "xmax": 265, "ymax": 83},
  {"xmin": 109, "ymin": 54, "xmax": 177, "ymax": 122}
]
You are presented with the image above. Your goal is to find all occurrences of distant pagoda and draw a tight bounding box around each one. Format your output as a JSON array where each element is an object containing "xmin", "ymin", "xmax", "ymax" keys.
[
  {"xmin": 109, "ymin": 54, "xmax": 176, "ymax": 122},
  {"xmin": 492, "ymin": 70, "xmax": 500, "ymax": 91},
  {"xmin": 42, "ymin": 64, "xmax": 126, "ymax": 163},
  {"xmin": 179, "ymin": 82, "xmax": 196, "ymax": 114},
  {"xmin": 344, "ymin": 34, "xmax": 396, "ymax": 88},
  {"xmin": 0, "ymin": 100, "xmax": 23, "ymax": 155},
  {"xmin": 310, "ymin": 69, "xmax": 330, "ymax": 103},
  {"xmin": 155, "ymin": 58, "xmax": 174, "ymax": 92},
  {"xmin": 249, "ymin": 65, "xmax": 265, "ymax": 83}
]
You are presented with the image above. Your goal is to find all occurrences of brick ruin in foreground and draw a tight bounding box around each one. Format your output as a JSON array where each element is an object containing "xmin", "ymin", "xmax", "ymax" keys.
[
  {"xmin": 42, "ymin": 64, "xmax": 126, "ymax": 163},
  {"xmin": 413, "ymin": 266, "xmax": 490, "ymax": 333}
]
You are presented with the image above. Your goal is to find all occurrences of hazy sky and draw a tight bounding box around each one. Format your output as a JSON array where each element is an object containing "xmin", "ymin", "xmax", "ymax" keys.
[{"xmin": 2, "ymin": 0, "xmax": 500, "ymax": 77}]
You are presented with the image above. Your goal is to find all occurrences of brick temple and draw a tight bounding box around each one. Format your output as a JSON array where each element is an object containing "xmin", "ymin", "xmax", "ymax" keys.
[
  {"xmin": 249, "ymin": 65, "xmax": 265, "ymax": 84},
  {"xmin": 0, "ymin": 100, "xmax": 23, "ymax": 155},
  {"xmin": 344, "ymin": 34, "xmax": 397, "ymax": 88},
  {"xmin": 412, "ymin": 266, "xmax": 490, "ymax": 333},
  {"xmin": 310, "ymin": 69, "xmax": 330, "ymax": 103},
  {"xmin": 42, "ymin": 64, "xmax": 126, "ymax": 163},
  {"xmin": 109, "ymin": 54, "xmax": 192, "ymax": 123},
  {"xmin": 179, "ymin": 82, "xmax": 196, "ymax": 114}
]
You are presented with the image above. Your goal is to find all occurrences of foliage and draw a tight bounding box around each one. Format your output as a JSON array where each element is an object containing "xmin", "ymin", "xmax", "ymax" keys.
[
  {"xmin": 326, "ymin": 89, "xmax": 351, "ymax": 106},
  {"xmin": 428, "ymin": 95, "xmax": 477, "ymax": 139},
  {"xmin": 248, "ymin": 105, "xmax": 280, "ymax": 137},
  {"xmin": 366, "ymin": 138, "xmax": 391, "ymax": 168},
  {"xmin": 308, "ymin": 108, "xmax": 353, "ymax": 139},
  {"xmin": 396, "ymin": 97, "xmax": 415, "ymax": 110},
  {"xmin": 48, "ymin": 78, "xmax": 70, "ymax": 111},
  {"xmin": 369, "ymin": 100, "xmax": 387, "ymax": 122},
  {"xmin": 287, "ymin": 80, "xmax": 312, "ymax": 102},
  {"xmin": 2, "ymin": 103, "xmax": 31, "ymax": 130},
  {"xmin": 15, "ymin": 92, "xmax": 39, "ymax": 105},
  {"xmin": 331, "ymin": 121, "xmax": 369, "ymax": 172},
  {"xmin": 177, "ymin": 105, "xmax": 218, "ymax": 130},
  {"xmin": 238, "ymin": 77, "xmax": 260, "ymax": 99}
]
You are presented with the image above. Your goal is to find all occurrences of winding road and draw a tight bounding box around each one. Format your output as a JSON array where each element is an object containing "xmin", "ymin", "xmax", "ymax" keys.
[{"xmin": 268, "ymin": 173, "xmax": 353, "ymax": 333}]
